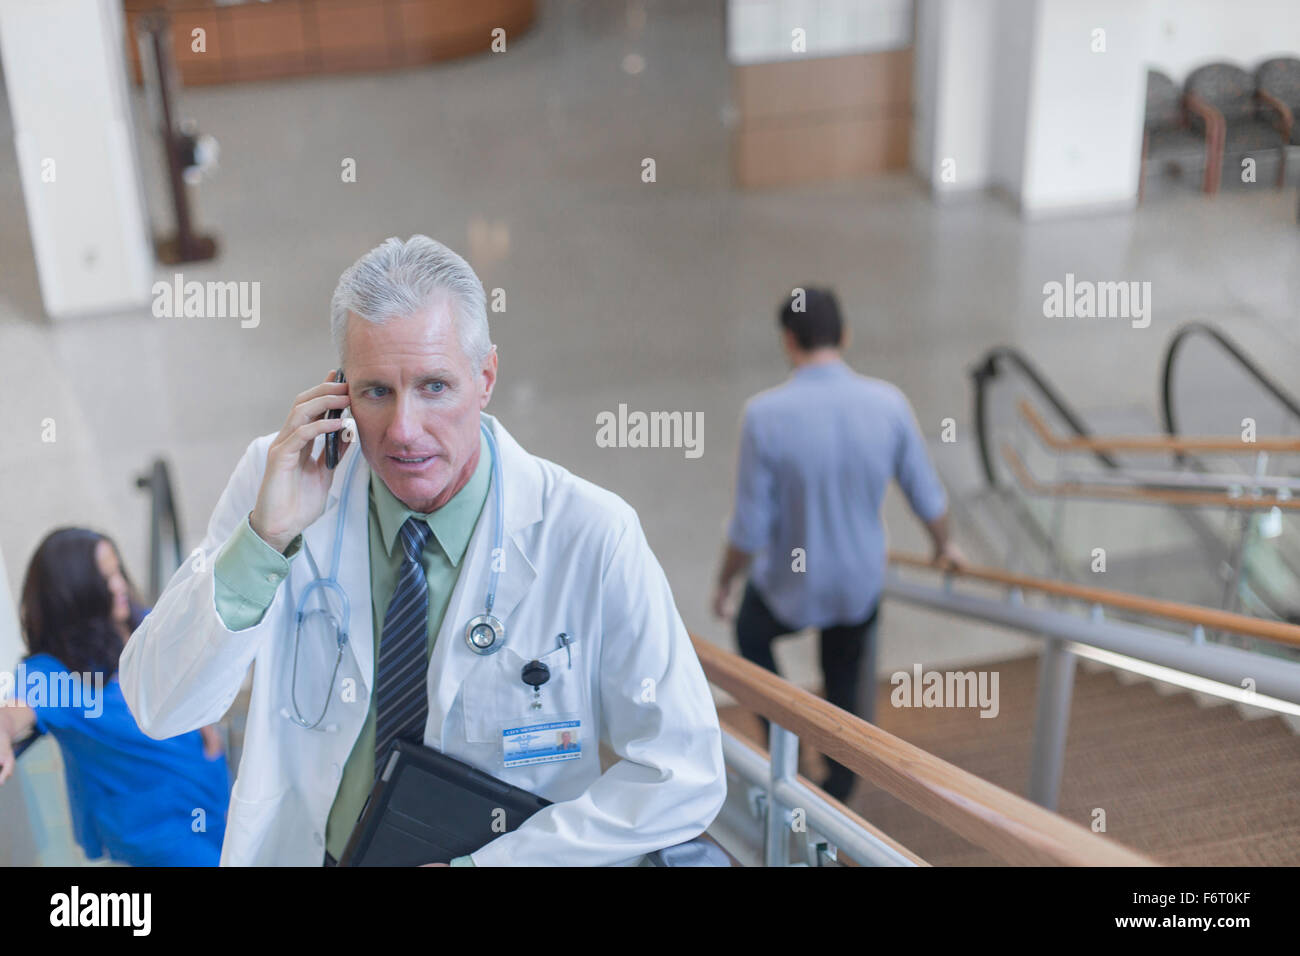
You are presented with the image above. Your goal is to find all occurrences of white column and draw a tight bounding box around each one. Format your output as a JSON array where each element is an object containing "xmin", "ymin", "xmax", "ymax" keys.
[
  {"xmin": 913, "ymin": 0, "xmax": 1153, "ymax": 216},
  {"xmin": 0, "ymin": 0, "xmax": 153, "ymax": 318},
  {"xmin": 913, "ymin": 0, "xmax": 1006, "ymax": 197},
  {"xmin": 1018, "ymin": 0, "xmax": 1152, "ymax": 216}
]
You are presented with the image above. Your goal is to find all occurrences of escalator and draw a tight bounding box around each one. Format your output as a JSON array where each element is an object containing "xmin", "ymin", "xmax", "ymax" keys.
[
  {"xmin": 965, "ymin": 341, "xmax": 1226, "ymax": 607},
  {"xmin": 964, "ymin": 321, "xmax": 1300, "ymax": 633},
  {"xmin": 1161, "ymin": 322, "xmax": 1300, "ymax": 626}
]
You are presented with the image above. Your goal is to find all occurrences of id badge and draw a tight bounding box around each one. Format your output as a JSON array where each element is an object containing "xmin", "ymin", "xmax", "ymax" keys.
[{"xmin": 500, "ymin": 713, "xmax": 583, "ymax": 768}]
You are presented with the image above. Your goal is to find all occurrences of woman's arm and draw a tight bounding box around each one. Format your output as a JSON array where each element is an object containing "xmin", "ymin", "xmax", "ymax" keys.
[
  {"xmin": 198, "ymin": 724, "xmax": 225, "ymax": 759},
  {"xmin": 0, "ymin": 703, "xmax": 38, "ymax": 785}
]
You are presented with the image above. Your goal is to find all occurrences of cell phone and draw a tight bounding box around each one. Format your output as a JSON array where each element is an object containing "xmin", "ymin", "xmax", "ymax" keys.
[{"xmin": 325, "ymin": 368, "xmax": 346, "ymax": 469}]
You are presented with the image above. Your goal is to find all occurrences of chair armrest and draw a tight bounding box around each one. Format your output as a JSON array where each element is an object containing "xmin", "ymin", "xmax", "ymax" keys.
[
  {"xmin": 1184, "ymin": 92, "xmax": 1225, "ymax": 142},
  {"xmin": 1257, "ymin": 89, "xmax": 1295, "ymax": 141},
  {"xmin": 1184, "ymin": 92, "xmax": 1226, "ymax": 193}
]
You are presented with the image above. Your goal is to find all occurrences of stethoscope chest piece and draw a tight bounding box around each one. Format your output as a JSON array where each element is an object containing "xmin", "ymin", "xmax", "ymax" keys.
[{"xmin": 465, "ymin": 613, "xmax": 505, "ymax": 655}]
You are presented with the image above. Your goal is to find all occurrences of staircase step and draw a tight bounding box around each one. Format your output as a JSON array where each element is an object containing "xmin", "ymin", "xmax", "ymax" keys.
[{"xmin": 721, "ymin": 649, "xmax": 1300, "ymax": 865}]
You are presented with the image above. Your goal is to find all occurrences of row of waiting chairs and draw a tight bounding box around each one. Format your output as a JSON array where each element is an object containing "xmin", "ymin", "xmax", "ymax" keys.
[{"xmin": 1143, "ymin": 58, "xmax": 1300, "ymax": 198}]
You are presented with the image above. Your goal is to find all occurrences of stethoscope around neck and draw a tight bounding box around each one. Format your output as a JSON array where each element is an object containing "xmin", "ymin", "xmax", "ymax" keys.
[
  {"xmin": 285, "ymin": 420, "xmax": 507, "ymax": 730},
  {"xmin": 463, "ymin": 422, "xmax": 506, "ymax": 656}
]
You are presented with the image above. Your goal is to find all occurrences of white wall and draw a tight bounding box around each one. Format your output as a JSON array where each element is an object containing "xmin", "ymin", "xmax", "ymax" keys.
[
  {"xmin": 727, "ymin": 0, "xmax": 912, "ymax": 64},
  {"xmin": 0, "ymin": 0, "xmax": 153, "ymax": 319},
  {"xmin": 1148, "ymin": 0, "xmax": 1300, "ymax": 81},
  {"xmin": 914, "ymin": 0, "xmax": 1012, "ymax": 195},
  {"xmin": 914, "ymin": 0, "xmax": 1300, "ymax": 215},
  {"xmin": 914, "ymin": 0, "xmax": 1170, "ymax": 215},
  {"xmin": 915, "ymin": 0, "xmax": 1034, "ymax": 198},
  {"xmin": 910, "ymin": 0, "xmax": 939, "ymax": 177},
  {"xmin": 990, "ymin": 0, "xmax": 1036, "ymax": 199},
  {"xmin": 1018, "ymin": 0, "xmax": 1150, "ymax": 215}
]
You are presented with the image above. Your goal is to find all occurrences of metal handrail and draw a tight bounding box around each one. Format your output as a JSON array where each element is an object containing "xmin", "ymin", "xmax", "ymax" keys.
[
  {"xmin": 718, "ymin": 723, "xmax": 926, "ymax": 867},
  {"xmin": 883, "ymin": 555, "xmax": 1300, "ymax": 813},
  {"xmin": 690, "ymin": 634, "xmax": 1154, "ymax": 866},
  {"xmin": 1001, "ymin": 443, "xmax": 1300, "ymax": 513},
  {"xmin": 889, "ymin": 552, "xmax": 1300, "ymax": 650}
]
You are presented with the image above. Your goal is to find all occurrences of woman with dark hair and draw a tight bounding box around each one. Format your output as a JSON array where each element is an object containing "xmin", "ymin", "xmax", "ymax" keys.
[{"xmin": 0, "ymin": 527, "xmax": 230, "ymax": 866}]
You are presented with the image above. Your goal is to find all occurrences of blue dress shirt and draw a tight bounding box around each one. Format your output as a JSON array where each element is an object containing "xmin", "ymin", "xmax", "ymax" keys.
[{"xmin": 727, "ymin": 360, "xmax": 947, "ymax": 629}]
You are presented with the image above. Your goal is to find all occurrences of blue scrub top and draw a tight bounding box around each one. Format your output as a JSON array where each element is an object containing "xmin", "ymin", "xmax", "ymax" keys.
[{"xmin": 20, "ymin": 651, "xmax": 231, "ymax": 866}]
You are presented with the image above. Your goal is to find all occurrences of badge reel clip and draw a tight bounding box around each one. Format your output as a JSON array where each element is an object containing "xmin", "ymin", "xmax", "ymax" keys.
[{"xmin": 498, "ymin": 657, "xmax": 583, "ymax": 769}]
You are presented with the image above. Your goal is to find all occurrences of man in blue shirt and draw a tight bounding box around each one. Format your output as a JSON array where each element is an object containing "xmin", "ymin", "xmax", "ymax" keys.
[{"xmin": 712, "ymin": 287, "xmax": 963, "ymax": 801}]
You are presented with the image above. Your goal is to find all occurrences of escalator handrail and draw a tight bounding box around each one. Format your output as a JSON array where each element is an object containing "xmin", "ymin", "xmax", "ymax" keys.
[
  {"xmin": 135, "ymin": 458, "xmax": 184, "ymax": 604},
  {"xmin": 1161, "ymin": 321, "xmax": 1300, "ymax": 440},
  {"xmin": 971, "ymin": 346, "xmax": 1118, "ymax": 486}
]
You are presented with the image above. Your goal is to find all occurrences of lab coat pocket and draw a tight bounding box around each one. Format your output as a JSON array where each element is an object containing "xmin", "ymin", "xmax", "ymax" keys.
[
  {"xmin": 461, "ymin": 639, "xmax": 589, "ymax": 746},
  {"xmin": 224, "ymin": 785, "xmax": 290, "ymax": 866}
]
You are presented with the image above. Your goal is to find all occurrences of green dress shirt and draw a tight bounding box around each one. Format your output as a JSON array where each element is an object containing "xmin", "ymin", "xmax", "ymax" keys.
[{"xmin": 212, "ymin": 432, "xmax": 491, "ymax": 865}]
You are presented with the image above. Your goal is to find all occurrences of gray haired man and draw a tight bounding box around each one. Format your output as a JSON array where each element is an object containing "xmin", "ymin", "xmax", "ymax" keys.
[{"xmin": 120, "ymin": 236, "xmax": 726, "ymax": 866}]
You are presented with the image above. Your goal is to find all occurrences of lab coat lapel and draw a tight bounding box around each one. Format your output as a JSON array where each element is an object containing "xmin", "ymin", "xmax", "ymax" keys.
[
  {"xmin": 428, "ymin": 413, "xmax": 541, "ymax": 741},
  {"xmin": 301, "ymin": 439, "xmax": 376, "ymax": 689}
]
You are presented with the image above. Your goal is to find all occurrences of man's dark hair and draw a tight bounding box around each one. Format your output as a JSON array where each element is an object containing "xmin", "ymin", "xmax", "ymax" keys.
[{"xmin": 778, "ymin": 287, "xmax": 843, "ymax": 350}]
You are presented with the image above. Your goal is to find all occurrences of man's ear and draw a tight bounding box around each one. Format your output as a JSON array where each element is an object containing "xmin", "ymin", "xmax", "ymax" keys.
[
  {"xmin": 478, "ymin": 345, "xmax": 499, "ymax": 409},
  {"xmin": 780, "ymin": 327, "xmax": 800, "ymax": 359}
]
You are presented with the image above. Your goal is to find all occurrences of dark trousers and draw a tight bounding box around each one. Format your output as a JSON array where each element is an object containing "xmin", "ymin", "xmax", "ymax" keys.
[{"xmin": 735, "ymin": 580, "xmax": 879, "ymax": 797}]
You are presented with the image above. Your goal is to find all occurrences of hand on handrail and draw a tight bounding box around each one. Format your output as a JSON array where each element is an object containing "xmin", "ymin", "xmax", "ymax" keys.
[
  {"xmin": 931, "ymin": 541, "xmax": 967, "ymax": 573},
  {"xmin": 711, "ymin": 580, "xmax": 735, "ymax": 621}
]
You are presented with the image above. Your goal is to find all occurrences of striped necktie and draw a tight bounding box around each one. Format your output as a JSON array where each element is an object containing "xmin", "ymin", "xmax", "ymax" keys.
[{"xmin": 374, "ymin": 516, "xmax": 434, "ymax": 774}]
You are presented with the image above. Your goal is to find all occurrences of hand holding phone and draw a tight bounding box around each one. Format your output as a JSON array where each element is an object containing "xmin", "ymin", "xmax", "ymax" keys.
[{"xmin": 248, "ymin": 369, "xmax": 352, "ymax": 553}]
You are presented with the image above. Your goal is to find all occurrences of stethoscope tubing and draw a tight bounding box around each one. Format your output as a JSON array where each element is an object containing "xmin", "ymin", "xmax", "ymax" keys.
[{"xmin": 287, "ymin": 420, "xmax": 507, "ymax": 727}]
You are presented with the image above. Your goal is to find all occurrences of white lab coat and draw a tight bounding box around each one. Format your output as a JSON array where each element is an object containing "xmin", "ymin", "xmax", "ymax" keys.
[{"xmin": 119, "ymin": 413, "xmax": 726, "ymax": 866}]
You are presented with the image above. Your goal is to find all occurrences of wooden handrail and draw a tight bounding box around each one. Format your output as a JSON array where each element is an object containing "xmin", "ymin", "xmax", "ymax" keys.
[
  {"xmin": 691, "ymin": 634, "xmax": 1154, "ymax": 866},
  {"xmin": 1001, "ymin": 443, "xmax": 1300, "ymax": 512},
  {"xmin": 889, "ymin": 552, "xmax": 1300, "ymax": 649},
  {"xmin": 1019, "ymin": 398, "xmax": 1300, "ymax": 453},
  {"xmin": 718, "ymin": 718, "xmax": 930, "ymax": 866}
]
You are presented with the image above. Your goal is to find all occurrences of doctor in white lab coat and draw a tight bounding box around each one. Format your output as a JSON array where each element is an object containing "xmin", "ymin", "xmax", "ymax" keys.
[{"xmin": 118, "ymin": 235, "xmax": 727, "ymax": 866}]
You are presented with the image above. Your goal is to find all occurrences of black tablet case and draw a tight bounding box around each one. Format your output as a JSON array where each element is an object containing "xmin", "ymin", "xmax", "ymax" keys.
[{"xmin": 339, "ymin": 738, "xmax": 551, "ymax": 866}]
